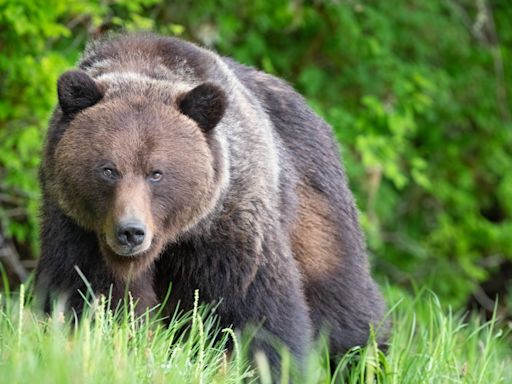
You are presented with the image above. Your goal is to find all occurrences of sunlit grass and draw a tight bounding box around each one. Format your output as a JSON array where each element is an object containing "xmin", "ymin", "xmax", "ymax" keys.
[{"xmin": 0, "ymin": 282, "xmax": 510, "ymax": 383}]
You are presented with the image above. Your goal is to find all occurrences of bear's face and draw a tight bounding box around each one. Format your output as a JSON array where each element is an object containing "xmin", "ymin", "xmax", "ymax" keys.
[{"xmin": 50, "ymin": 71, "xmax": 227, "ymax": 277}]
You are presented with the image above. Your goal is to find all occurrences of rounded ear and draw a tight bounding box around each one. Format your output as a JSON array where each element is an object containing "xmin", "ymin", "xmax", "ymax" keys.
[
  {"xmin": 57, "ymin": 70, "xmax": 103, "ymax": 116},
  {"xmin": 178, "ymin": 83, "xmax": 227, "ymax": 132}
]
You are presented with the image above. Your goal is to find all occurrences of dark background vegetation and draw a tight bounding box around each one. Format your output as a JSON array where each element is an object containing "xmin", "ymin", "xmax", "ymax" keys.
[{"xmin": 1, "ymin": 0, "xmax": 511, "ymax": 318}]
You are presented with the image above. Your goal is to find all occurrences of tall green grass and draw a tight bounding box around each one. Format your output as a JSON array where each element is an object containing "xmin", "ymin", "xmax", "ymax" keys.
[{"xmin": 0, "ymin": 283, "xmax": 510, "ymax": 383}]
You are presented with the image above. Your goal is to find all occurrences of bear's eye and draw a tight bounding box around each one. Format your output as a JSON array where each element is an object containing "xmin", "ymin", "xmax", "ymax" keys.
[
  {"xmin": 149, "ymin": 171, "xmax": 163, "ymax": 183},
  {"xmin": 102, "ymin": 167, "xmax": 116, "ymax": 180}
]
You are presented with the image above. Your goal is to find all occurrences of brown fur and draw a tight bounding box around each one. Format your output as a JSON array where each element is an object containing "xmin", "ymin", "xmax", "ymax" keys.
[
  {"xmin": 36, "ymin": 34, "xmax": 388, "ymax": 377},
  {"xmin": 291, "ymin": 182, "xmax": 343, "ymax": 280}
]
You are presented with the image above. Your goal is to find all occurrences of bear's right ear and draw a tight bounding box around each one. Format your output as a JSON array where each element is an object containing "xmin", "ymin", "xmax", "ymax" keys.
[
  {"xmin": 178, "ymin": 83, "xmax": 227, "ymax": 132},
  {"xmin": 57, "ymin": 70, "xmax": 103, "ymax": 117}
]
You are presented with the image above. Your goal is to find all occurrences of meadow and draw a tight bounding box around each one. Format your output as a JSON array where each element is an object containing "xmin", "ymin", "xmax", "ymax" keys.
[{"xmin": 1, "ymin": 282, "xmax": 510, "ymax": 384}]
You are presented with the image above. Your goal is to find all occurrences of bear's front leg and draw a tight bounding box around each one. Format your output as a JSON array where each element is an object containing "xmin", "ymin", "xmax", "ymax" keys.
[{"xmin": 219, "ymin": 259, "xmax": 312, "ymax": 378}]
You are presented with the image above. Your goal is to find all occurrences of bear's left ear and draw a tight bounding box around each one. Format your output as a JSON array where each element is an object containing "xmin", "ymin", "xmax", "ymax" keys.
[
  {"xmin": 178, "ymin": 83, "xmax": 227, "ymax": 132},
  {"xmin": 57, "ymin": 70, "xmax": 103, "ymax": 117}
]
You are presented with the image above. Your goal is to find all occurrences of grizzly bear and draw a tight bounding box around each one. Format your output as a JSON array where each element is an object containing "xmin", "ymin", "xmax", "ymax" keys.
[{"xmin": 35, "ymin": 33, "xmax": 387, "ymax": 370}]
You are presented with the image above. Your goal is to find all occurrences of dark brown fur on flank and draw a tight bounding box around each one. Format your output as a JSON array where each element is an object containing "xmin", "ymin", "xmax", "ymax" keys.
[{"xmin": 36, "ymin": 33, "xmax": 388, "ymax": 374}]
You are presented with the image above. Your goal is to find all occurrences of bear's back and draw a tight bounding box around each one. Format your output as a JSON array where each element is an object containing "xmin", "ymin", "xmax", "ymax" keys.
[
  {"xmin": 223, "ymin": 59, "xmax": 367, "ymax": 262},
  {"xmin": 79, "ymin": 33, "xmax": 216, "ymax": 82}
]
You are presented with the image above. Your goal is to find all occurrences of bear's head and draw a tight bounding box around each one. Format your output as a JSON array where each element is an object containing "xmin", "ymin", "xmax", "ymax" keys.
[{"xmin": 49, "ymin": 70, "xmax": 227, "ymax": 278}]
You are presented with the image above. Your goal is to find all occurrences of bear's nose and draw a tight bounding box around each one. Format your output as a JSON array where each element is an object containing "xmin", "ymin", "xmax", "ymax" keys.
[{"xmin": 116, "ymin": 221, "xmax": 146, "ymax": 247}]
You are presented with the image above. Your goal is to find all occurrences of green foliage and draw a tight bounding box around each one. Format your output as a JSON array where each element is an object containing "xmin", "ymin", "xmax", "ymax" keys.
[
  {"xmin": 0, "ymin": 285, "xmax": 510, "ymax": 383},
  {"xmin": 0, "ymin": 285, "xmax": 254, "ymax": 383},
  {"xmin": 1, "ymin": 0, "xmax": 512, "ymax": 306}
]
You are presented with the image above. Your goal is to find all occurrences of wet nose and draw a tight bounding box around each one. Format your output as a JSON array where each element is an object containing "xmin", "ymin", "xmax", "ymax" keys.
[{"xmin": 116, "ymin": 221, "xmax": 146, "ymax": 247}]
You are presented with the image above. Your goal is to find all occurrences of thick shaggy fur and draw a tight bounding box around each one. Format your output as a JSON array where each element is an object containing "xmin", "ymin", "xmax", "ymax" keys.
[{"xmin": 36, "ymin": 33, "xmax": 387, "ymax": 370}]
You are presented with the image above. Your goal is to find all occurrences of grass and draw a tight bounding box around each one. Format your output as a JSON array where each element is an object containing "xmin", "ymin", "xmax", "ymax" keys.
[{"xmin": 0, "ymin": 283, "xmax": 511, "ymax": 384}]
